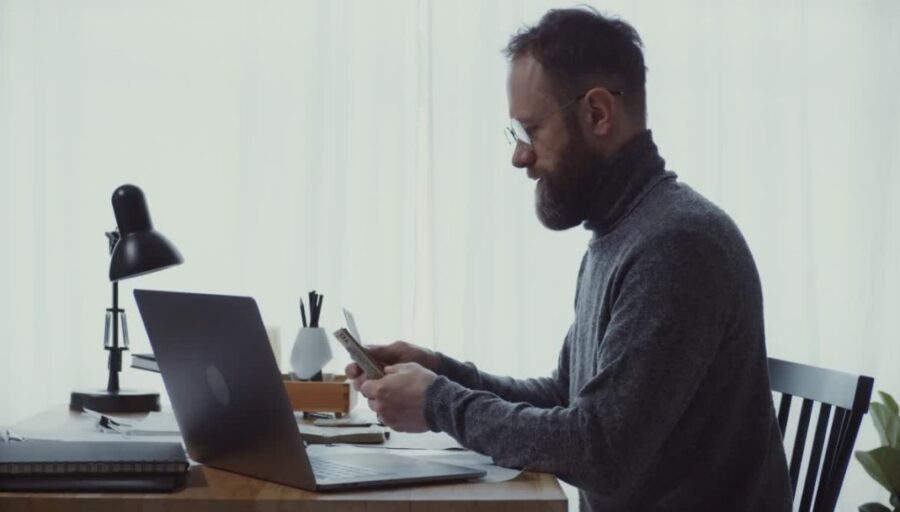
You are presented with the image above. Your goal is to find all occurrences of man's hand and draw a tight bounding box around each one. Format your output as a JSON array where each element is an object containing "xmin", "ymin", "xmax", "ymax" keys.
[
  {"xmin": 359, "ymin": 362, "xmax": 437, "ymax": 433},
  {"xmin": 345, "ymin": 341, "xmax": 440, "ymax": 392}
]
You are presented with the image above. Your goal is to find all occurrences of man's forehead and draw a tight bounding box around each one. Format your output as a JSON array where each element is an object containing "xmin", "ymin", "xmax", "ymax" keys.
[{"xmin": 507, "ymin": 55, "xmax": 555, "ymax": 121}]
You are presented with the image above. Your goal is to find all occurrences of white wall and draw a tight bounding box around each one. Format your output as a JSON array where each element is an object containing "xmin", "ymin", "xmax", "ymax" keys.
[{"xmin": 1, "ymin": 0, "xmax": 898, "ymax": 509}]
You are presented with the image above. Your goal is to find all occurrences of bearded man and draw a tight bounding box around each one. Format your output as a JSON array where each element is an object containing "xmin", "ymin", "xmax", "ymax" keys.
[{"xmin": 347, "ymin": 7, "xmax": 793, "ymax": 511}]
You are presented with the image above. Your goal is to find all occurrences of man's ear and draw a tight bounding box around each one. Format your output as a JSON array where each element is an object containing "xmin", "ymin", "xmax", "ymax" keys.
[{"xmin": 583, "ymin": 87, "xmax": 616, "ymax": 137}]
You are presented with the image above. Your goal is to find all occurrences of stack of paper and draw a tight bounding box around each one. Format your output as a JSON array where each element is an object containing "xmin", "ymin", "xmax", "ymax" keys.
[{"xmin": 82, "ymin": 410, "xmax": 181, "ymax": 436}]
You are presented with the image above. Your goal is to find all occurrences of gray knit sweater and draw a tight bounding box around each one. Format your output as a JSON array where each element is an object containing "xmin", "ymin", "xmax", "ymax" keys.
[{"xmin": 423, "ymin": 131, "xmax": 792, "ymax": 511}]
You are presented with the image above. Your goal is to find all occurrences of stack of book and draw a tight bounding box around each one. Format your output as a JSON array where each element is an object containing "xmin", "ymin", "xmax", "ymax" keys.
[
  {"xmin": 0, "ymin": 440, "xmax": 188, "ymax": 492},
  {"xmin": 131, "ymin": 353, "xmax": 159, "ymax": 373}
]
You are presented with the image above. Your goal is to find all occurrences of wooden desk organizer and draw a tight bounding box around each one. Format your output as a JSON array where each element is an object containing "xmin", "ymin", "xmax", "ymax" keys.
[{"xmin": 282, "ymin": 374, "xmax": 356, "ymax": 416}]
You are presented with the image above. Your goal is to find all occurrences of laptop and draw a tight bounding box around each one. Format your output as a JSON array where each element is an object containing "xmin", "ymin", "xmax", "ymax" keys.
[{"xmin": 133, "ymin": 289, "xmax": 485, "ymax": 491}]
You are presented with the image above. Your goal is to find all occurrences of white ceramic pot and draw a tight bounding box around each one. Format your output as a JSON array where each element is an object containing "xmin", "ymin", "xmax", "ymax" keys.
[{"xmin": 289, "ymin": 327, "xmax": 333, "ymax": 379}]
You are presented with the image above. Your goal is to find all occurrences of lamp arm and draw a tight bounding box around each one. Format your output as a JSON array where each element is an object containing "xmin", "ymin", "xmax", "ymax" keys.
[
  {"xmin": 106, "ymin": 280, "xmax": 122, "ymax": 392},
  {"xmin": 104, "ymin": 229, "xmax": 125, "ymax": 393}
]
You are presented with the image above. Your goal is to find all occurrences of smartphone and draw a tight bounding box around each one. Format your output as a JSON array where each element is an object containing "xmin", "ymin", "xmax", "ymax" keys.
[{"xmin": 333, "ymin": 328, "xmax": 385, "ymax": 379}]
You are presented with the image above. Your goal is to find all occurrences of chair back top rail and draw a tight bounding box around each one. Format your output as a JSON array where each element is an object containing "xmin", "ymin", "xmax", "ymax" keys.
[{"xmin": 768, "ymin": 358, "xmax": 870, "ymax": 412}]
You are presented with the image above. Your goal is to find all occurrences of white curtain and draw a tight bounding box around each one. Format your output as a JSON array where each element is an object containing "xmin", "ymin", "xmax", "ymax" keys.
[{"xmin": 1, "ymin": 1, "xmax": 898, "ymax": 509}]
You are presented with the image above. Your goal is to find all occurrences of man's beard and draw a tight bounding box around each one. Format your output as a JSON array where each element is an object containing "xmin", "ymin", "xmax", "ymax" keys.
[{"xmin": 534, "ymin": 131, "xmax": 604, "ymax": 231}]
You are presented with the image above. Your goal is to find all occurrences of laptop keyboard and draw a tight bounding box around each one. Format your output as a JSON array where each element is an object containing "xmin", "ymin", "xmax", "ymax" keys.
[{"xmin": 310, "ymin": 458, "xmax": 384, "ymax": 481}]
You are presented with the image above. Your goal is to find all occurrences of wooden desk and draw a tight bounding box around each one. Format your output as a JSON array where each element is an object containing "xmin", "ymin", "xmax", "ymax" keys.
[{"xmin": 0, "ymin": 407, "xmax": 567, "ymax": 512}]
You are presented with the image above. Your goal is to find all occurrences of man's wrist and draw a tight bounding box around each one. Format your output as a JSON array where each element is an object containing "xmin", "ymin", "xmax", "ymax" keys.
[
  {"xmin": 423, "ymin": 375, "xmax": 453, "ymax": 432},
  {"xmin": 424, "ymin": 350, "xmax": 442, "ymax": 374}
]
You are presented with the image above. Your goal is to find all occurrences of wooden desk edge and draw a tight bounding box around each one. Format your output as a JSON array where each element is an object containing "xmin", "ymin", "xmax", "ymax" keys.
[{"xmin": 1, "ymin": 407, "xmax": 568, "ymax": 512}]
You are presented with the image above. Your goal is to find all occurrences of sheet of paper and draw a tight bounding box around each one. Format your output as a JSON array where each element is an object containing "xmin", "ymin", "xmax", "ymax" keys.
[
  {"xmin": 301, "ymin": 406, "xmax": 462, "ymax": 450},
  {"xmin": 344, "ymin": 430, "xmax": 461, "ymax": 450},
  {"xmin": 18, "ymin": 428, "xmax": 184, "ymax": 444},
  {"xmin": 82, "ymin": 409, "xmax": 181, "ymax": 436},
  {"xmin": 405, "ymin": 451, "xmax": 523, "ymax": 483},
  {"xmin": 306, "ymin": 445, "xmax": 522, "ymax": 483},
  {"xmin": 18, "ymin": 411, "xmax": 183, "ymax": 444},
  {"xmin": 124, "ymin": 412, "xmax": 181, "ymax": 435}
]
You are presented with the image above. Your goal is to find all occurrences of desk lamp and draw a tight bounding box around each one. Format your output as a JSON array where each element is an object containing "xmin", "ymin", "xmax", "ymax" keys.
[{"xmin": 69, "ymin": 184, "xmax": 183, "ymax": 413}]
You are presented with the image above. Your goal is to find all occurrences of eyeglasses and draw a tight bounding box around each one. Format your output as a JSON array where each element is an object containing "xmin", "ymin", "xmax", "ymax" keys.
[{"xmin": 505, "ymin": 88, "xmax": 624, "ymax": 147}]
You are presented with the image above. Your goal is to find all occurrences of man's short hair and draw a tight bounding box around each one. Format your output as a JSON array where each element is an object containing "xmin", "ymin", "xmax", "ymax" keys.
[{"xmin": 504, "ymin": 7, "xmax": 647, "ymax": 121}]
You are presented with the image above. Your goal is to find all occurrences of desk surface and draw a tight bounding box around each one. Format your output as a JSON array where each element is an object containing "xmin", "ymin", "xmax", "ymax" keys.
[{"xmin": 1, "ymin": 407, "xmax": 567, "ymax": 512}]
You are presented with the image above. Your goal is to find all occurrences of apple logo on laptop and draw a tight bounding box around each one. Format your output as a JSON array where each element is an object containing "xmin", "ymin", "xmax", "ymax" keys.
[{"xmin": 206, "ymin": 365, "xmax": 231, "ymax": 406}]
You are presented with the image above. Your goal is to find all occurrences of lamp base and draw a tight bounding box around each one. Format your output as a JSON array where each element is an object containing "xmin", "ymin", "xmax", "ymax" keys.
[{"xmin": 69, "ymin": 389, "xmax": 160, "ymax": 413}]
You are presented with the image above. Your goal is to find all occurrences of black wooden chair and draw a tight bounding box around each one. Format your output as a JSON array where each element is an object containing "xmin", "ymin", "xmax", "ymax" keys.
[{"xmin": 768, "ymin": 357, "xmax": 874, "ymax": 512}]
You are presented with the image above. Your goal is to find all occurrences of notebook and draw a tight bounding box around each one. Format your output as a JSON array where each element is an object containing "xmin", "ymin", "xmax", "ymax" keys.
[
  {"xmin": 298, "ymin": 424, "xmax": 388, "ymax": 444},
  {"xmin": 0, "ymin": 440, "xmax": 188, "ymax": 492}
]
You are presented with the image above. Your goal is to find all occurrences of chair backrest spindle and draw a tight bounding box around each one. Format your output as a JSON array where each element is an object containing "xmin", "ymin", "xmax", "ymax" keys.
[
  {"xmin": 778, "ymin": 393, "xmax": 793, "ymax": 435},
  {"xmin": 788, "ymin": 398, "xmax": 814, "ymax": 494},
  {"xmin": 798, "ymin": 402, "xmax": 831, "ymax": 511}
]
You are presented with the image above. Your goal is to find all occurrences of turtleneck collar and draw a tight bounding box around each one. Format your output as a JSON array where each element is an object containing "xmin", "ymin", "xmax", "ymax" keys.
[{"xmin": 583, "ymin": 129, "xmax": 674, "ymax": 235}]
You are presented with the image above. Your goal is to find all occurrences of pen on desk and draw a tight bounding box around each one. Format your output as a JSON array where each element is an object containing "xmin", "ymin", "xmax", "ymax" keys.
[
  {"xmin": 302, "ymin": 412, "xmax": 333, "ymax": 420},
  {"xmin": 300, "ymin": 298, "xmax": 308, "ymax": 328}
]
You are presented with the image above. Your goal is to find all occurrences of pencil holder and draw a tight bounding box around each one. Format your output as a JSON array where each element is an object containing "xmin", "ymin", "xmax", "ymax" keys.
[{"xmin": 290, "ymin": 327, "xmax": 333, "ymax": 380}]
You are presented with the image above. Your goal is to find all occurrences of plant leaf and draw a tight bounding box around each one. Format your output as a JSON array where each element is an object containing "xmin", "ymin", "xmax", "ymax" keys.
[
  {"xmin": 856, "ymin": 447, "xmax": 900, "ymax": 494},
  {"xmin": 880, "ymin": 392, "xmax": 899, "ymax": 416},
  {"xmin": 858, "ymin": 503, "xmax": 891, "ymax": 512},
  {"xmin": 871, "ymin": 402, "xmax": 900, "ymax": 449}
]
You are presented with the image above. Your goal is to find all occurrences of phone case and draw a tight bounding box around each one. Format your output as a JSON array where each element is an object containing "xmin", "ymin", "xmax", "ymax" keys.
[{"xmin": 333, "ymin": 328, "xmax": 385, "ymax": 379}]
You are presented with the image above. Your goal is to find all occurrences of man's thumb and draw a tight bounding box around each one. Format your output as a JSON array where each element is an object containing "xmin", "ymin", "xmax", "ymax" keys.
[{"xmin": 384, "ymin": 363, "xmax": 412, "ymax": 375}]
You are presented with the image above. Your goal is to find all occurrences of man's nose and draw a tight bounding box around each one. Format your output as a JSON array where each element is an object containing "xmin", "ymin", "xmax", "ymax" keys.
[{"xmin": 511, "ymin": 142, "xmax": 536, "ymax": 169}]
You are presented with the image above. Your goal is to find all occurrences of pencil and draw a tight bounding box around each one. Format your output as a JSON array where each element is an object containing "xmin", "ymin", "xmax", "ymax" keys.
[
  {"xmin": 300, "ymin": 298, "xmax": 308, "ymax": 328},
  {"xmin": 314, "ymin": 294, "xmax": 324, "ymax": 327}
]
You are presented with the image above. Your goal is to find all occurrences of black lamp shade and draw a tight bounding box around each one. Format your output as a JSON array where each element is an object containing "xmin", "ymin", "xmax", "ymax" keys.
[{"xmin": 109, "ymin": 185, "xmax": 183, "ymax": 281}]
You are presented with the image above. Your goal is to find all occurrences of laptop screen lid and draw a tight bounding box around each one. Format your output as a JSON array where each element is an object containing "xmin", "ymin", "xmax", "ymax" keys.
[{"xmin": 133, "ymin": 289, "xmax": 316, "ymax": 490}]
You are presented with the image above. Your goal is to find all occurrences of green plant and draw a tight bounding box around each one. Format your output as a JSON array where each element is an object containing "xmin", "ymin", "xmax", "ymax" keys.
[{"xmin": 855, "ymin": 391, "xmax": 900, "ymax": 512}]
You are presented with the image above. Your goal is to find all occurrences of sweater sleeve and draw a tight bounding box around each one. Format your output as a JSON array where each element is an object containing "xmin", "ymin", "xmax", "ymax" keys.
[
  {"xmin": 434, "ymin": 329, "xmax": 571, "ymax": 408},
  {"xmin": 423, "ymin": 229, "xmax": 733, "ymax": 493}
]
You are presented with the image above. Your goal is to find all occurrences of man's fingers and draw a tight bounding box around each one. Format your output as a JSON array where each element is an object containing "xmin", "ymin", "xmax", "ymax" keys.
[
  {"xmin": 360, "ymin": 379, "xmax": 377, "ymax": 399},
  {"xmin": 345, "ymin": 363, "xmax": 366, "ymax": 391},
  {"xmin": 365, "ymin": 344, "xmax": 395, "ymax": 362},
  {"xmin": 367, "ymin": 341, "xmax": 414, "ymax": 362},
  {"xmin": 350, "ymin": 376, "xmax": 365, "ymax": 392},
  {"xmin": 345, "ymin": 363, "xmax": 362, "ymax": 378},
  {"xmin": 384, "ymin": 362, "xmax": 418, "ymax": 375}
]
